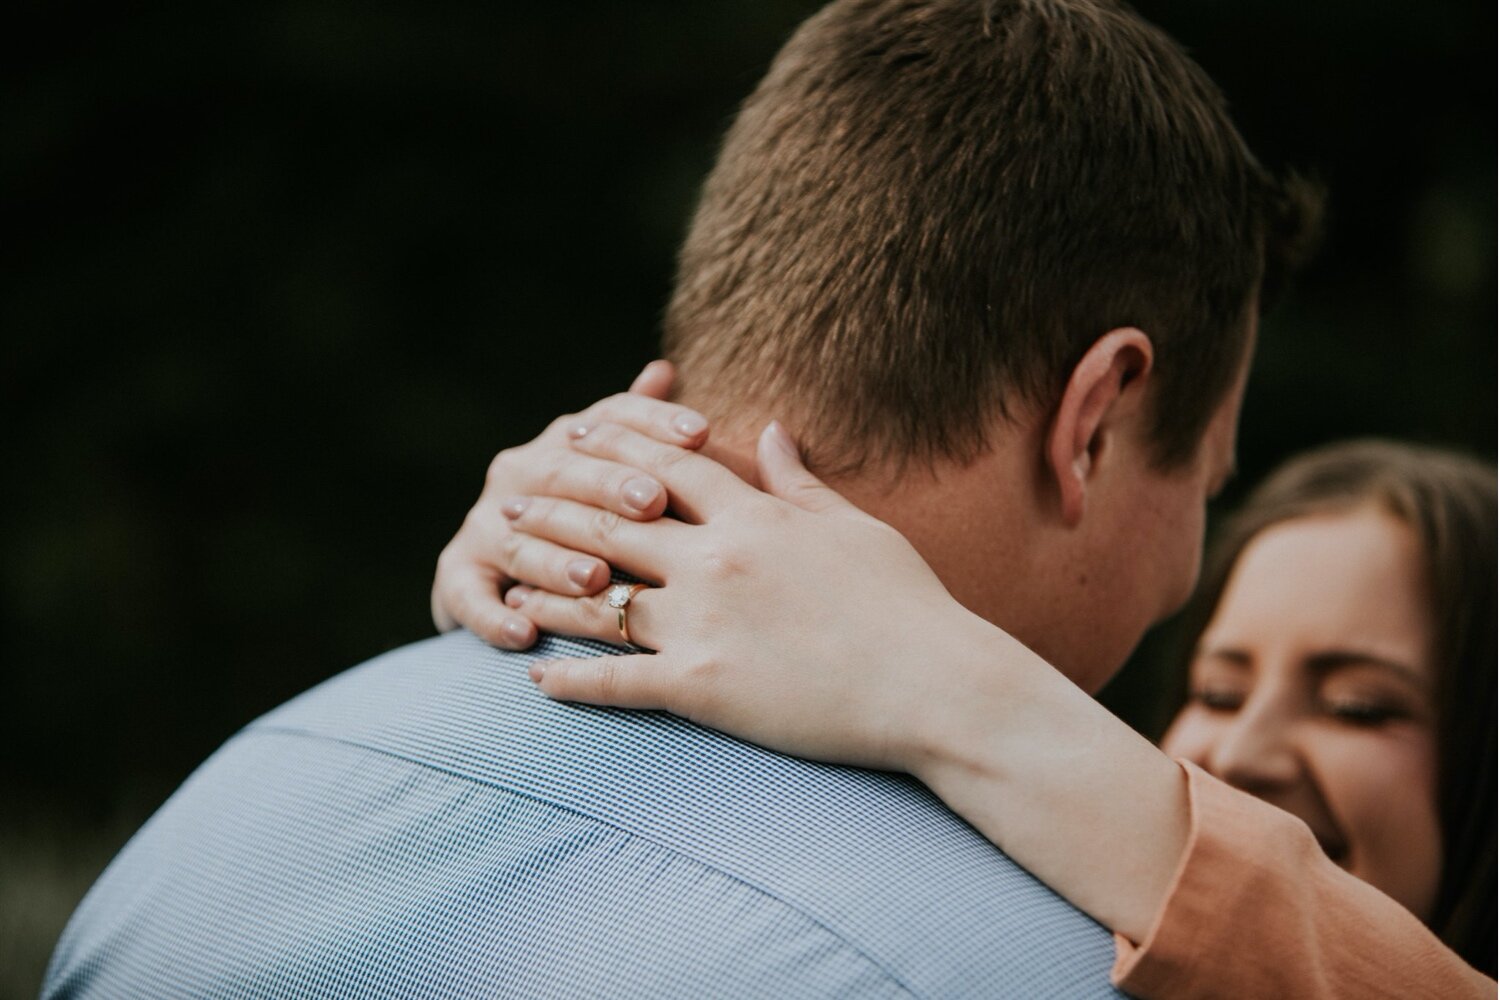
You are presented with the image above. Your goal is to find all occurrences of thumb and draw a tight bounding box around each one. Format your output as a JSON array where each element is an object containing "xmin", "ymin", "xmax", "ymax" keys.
[
  {"xmin": 756, "ymin": 421, "xmax": 855, "ymax": 514},
  {"xmin": 628, "ymin": 359, "xmax": 676, "ymax": 399},
  {"xmin": 529, "ymin": 653, "xmax": 668, "ymax": 709}
]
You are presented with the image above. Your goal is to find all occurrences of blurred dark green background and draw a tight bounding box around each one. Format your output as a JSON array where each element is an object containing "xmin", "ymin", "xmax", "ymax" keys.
[{"xmin": 3, "ymin": 1, "xmax": 1494, "ymax": 993}]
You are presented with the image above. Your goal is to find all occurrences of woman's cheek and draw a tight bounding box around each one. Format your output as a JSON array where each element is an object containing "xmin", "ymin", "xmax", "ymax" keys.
[
  {"xmin": 1312, "ymin": 725, "xmax": 1443, "ymax": 919},
  {"xmin": 1314, "ymin": 724, "xmax": 1437, "ymax": 820}
]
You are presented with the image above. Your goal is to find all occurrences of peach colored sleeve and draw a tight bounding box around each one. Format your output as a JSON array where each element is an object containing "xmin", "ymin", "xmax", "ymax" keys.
[{"xmin": 1110, "ymin": 760, "xmax": 1494, "ymax": 1000}]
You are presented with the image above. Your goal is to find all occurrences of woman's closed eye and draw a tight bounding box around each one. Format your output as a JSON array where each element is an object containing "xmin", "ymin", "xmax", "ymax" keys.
[
  {"xmin": 1319, "ymin": 697, "xmax": 1406, "ymax": 726},
  {"xmin": 1189, "ymin": 684, "xmax": 1246, "ymax": 712},
  {"xmin": 1313, "ymin": 657, "xmax": 1427, "ymax": 729},
  {"xmin": 1186, "ymin": 648, "xmax": 1252, "ymax": 713},
  {"xmin": 1316, "ymin": 679, "xmax": 1418, "ymax": 728}
]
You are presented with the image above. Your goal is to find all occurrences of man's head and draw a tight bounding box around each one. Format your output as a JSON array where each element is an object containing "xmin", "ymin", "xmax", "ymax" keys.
[{"xmin": 663, "ymin": 0, "xmax": 1316, "ymax": 688}]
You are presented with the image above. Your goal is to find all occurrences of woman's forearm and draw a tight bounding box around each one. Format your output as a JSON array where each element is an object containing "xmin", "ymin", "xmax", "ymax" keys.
[
  {"xmin": 904, "ymin": 610, "xmax": 1189, "ymax": 944},
  {"xmin": 899, "ymin": 611, "xmax": 1494, "ymax": 1000}
]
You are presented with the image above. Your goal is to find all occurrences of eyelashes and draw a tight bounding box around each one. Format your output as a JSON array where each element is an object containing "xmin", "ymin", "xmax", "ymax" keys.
[
  {"xmin": 1319, "ymin": 699, "xmax": 1407, "ymax": 727},
  {"xmin": 1188, "ymin": 685, "xmax": 1410, "ymax": 728},
  {"xmin": 1188, "ymin": 687, "xmax": 1244, "ymax": 712}
]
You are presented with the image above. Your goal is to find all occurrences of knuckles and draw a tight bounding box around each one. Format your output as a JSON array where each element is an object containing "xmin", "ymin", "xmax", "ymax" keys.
[
  {"xmin": 588, "ymin": 392, "xmax": 679, "ymax": 428},
  {"xmin": 696, "ymin": 539, "xmax": 752, "ymax": 584},
  {"xmin": 544, "ymin": 411, "xmax": 584, "ymax": 438},
  {"xmin": 743, "ymin": 495, "xmax": 792, "ymax": 528},
  {"xmin": 489, "ymin": 442, "xmax": 569, "ymax": 495},
  {"xmin": 572, "ymin": 594, "xmax": 603, "ymax": 632},
  {"xmin": 591, "ymin": 657, "xmax": 620, "ymax": 702},
  {"xmin": 640, "ymin": 440, "xmax": 688, "ymax": 478},
  {"xmin": 587, "ymin": 392, "xmax": 636, "ymax": 419},
  {"xmin": 585, "ymin": 505, "xmax": 621, "ymax": 546},
  {"xmin": 496, "ymin": 530, "xmax": 524, "ymax": 568},
  {"xmin": 485, "ymin": 446, "xmax": 525, "ymax": 490},
  {"xmin": 575, "ymin": 420, "xmax": 626, "ymax": 454},
  {"xmin": 590, "ymin": 465, "xmax": 626, "ymax": 507}
]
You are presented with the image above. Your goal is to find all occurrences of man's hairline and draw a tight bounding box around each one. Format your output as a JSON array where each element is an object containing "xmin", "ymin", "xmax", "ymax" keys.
[{"xmin": 664, "ymin": 302, "xmax": 1259, "ymax": 487}]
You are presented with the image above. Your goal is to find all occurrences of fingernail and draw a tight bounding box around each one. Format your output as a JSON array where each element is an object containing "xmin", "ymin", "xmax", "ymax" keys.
[
  {"xmin": 568, "ymin": 422, "xmax": 592, "ymax": 439},
  {"xmin": 622, "ymin": 477, "xmax": 661, "ymax": 511},
  {"xmin": 505, "ymin": 586, "xmax": 528, "ymax": 608},
  {"xmin": 672, "ymin": 411, "xmax": 708, "ymax": 438},
  {"xmin": 528, "ymin": 662, "xmax": 548, "ymax": 683},
  {"xmin": 502, "ymin": 497, "xmax": 530, "ymax": 519},
  {"xmin": 503, "ymin": 618, "xmax": 530, "ymax": 641},
  {"xmin": 566, "ymin": 559, "xmax": 598, "ymax": 587}
]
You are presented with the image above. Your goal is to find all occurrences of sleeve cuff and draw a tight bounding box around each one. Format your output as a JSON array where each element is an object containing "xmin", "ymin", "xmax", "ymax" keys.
[{"xmin": 1110, "ymin": 759, "xmax": 1308, "ymax": 996}]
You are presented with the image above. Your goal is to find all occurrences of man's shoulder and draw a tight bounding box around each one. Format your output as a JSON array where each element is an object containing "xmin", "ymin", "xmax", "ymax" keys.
[
  {"xmin": 48, "ymin": 632, "xmax": 1123, "ymax": 998},
  {"xmin": 253, "ymin": 631, "xmax": 1123, "ymax": 994}
]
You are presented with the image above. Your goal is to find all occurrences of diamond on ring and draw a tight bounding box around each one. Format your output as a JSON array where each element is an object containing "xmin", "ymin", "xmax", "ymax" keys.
[{"xmin": 607, "ymin": 582, "xmax": 649, "ymax": 647}]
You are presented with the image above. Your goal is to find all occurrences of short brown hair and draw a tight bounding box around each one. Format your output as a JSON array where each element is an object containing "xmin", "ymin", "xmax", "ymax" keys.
[
  {"xmin": 664, "ymin": 0, "xmax": 1318, "ymax": 475},
  {"xmin": 1180, "ymin": 440, "xmax": 1496, "ymax": 974}
]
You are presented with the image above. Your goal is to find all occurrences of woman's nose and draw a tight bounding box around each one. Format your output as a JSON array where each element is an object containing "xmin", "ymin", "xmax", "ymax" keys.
[{"xmin": 1204, "ymin": 692, "xmax": 1302, "ymax": 792}]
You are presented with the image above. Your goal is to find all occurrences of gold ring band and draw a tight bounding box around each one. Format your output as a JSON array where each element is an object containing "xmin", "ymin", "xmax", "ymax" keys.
[{"xmin": 605, "ymin": 583, "xmax": 649, "ymax": 646}]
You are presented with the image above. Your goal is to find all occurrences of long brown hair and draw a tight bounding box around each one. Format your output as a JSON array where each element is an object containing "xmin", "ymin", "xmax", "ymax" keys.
[{"xmin": 1179, "ymin": 440, "xmax": 1496, "ymax": 974}]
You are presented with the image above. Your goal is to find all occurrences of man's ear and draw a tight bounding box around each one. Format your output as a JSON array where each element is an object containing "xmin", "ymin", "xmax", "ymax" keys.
[{"xmin": 1045, "ymin": 328, "xmax": 1155, "ymax": 527}]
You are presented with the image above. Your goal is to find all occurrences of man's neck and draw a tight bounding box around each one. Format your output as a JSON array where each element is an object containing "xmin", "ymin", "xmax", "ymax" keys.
[{"xmin": 683, "ymin": 413, "xmax": 1080, "ymax": 686}]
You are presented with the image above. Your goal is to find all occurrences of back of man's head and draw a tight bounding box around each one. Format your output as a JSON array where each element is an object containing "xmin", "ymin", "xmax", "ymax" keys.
[{"xmin": 665, "ymin": 0, "xmax": 1313, "ymax": 477}]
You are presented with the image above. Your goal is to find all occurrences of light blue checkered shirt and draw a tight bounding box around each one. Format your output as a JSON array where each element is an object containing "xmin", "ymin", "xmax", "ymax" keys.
[{"xmin": 45, "ymin": 630, "xmax": 1124, "ymax": 998}]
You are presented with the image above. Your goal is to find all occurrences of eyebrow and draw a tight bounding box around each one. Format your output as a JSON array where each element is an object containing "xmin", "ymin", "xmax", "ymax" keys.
[
  {"xmin": 1303, "ymin": 651, "xmax": 1429, "ymax": 690},
  {"xmin": 1193, "ymin": 648, "xmax": 1252, "ymax": 675},
  {"xmin": 1195, "ymin": 646, "xmax": 1428, "ymax": 690}
]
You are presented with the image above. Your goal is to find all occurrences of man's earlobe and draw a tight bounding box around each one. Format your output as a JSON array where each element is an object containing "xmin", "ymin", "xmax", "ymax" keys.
[{"xmin": 1044, "ymin": 328, "xmax": 1155, "ymax": 528}]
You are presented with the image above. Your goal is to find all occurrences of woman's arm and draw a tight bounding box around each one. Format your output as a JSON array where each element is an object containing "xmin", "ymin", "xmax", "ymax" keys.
[
  {"xmin": 906, "ymin": 621, "xmax": 1193, "ymax": 947},
  {"xmin": 498, "ymin": 418, "xmax": 1190, "ymax": 943},
  {"xmin": 436, "ymin": 413, "xmax": 1493, "ymax": 998},
  {"xmin": 1114, "ymin": 762, "xmax": 1493, "ymax": 998}
]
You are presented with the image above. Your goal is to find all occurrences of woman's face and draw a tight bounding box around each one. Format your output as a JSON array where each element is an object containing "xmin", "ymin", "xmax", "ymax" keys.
[{"xmin": 1160, "ymin": 506, "xmax": 1443, "ymax": 919}]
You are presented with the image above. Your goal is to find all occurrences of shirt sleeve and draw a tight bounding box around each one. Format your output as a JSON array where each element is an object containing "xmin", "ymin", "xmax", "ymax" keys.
[{"xmin": 1110, "ymin": 760, "xmax": 1494, "ymax": 1000}]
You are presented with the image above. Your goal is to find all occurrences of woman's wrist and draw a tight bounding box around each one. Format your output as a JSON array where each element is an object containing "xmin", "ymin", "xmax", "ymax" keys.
[
  {"xmin": 899, "ymin": 611, "xmax": 1191, "ymax": 943},
  {"xmin": 899, "ymin": 607, "xmax": 1057, "ymax": 789}
]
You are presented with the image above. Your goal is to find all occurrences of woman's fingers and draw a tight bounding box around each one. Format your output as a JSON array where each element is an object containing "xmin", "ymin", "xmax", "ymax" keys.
[
  {"xmin": 496, "ymin": 532, "xmax": 611, "ymax": 596},
  {"xmin": 755, "ymin": 421, "xmax": 858, "ymax": 515},
  {"xmin": 568, "ymin": 423, "xmax": 751, "ymax": 522},
  {"xmin": 431, "ymin": 556, "xmax": 538, "ymax": 650},
  {"xmin": 506, "ymin": 583, "xmax": 657, "ymax": 649},
  {"xmin": 431, "ymin": 367, "xmax": 703, "ymax": 644},
  {"xmin": 503, "ymin": 495, "xmax": 676, "ymax": 576},
  {"xmin": 627, "ymin": 359, "xmax": 676, "ymax": 398},
  {"xmin": 489, "ymin": 448, "xmax": 670, "ymax": 522},
  {"xmin": 529, "ymin": 654, "xmax": 670, "ymax": 711},
  {"xmin": 568, "ymin": 391, "xmax": 710, "ymax": 451}
]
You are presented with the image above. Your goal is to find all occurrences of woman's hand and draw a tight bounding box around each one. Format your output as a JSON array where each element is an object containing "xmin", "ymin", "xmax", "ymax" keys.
[
  {"xmin": 501, "ymin": 419, "xmax": 1000, "ymax": 773},
  {"xmin": 430, "ymin": 360, "xmax": 712, "ymax": 649},
  {"xmin": 498, "ymin": 418, "xmax": 1199, "ymax": 941}
]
